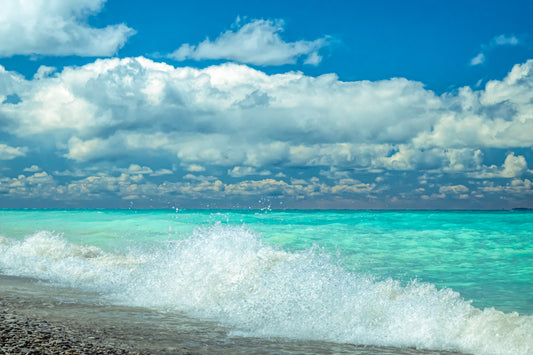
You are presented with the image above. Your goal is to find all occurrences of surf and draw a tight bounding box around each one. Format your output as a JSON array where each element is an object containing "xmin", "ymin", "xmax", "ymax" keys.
[{"xmin": 0, "ymin": 225, "xmax": 531, "ymax": 354}]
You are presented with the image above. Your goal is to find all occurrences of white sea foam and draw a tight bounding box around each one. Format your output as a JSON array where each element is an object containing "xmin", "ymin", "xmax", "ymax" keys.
[
  {"xmin": 0, "ymin": 227, "xmax": 531, "ymax": 354},
  {"xmin": 0, "ymin": 231, "xmax": 139, "ymax": 288}
]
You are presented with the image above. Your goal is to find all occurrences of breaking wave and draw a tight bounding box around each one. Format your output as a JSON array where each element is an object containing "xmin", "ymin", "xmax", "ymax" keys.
[{"xmin": 0, "ymin": 226, "xmax": 531, "ymax": 354}]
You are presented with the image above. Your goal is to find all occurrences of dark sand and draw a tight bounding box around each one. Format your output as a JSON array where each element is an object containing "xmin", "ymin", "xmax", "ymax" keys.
[{"xmin": 0, "ymin": 275, "xmax": 466, "ymax": 355}]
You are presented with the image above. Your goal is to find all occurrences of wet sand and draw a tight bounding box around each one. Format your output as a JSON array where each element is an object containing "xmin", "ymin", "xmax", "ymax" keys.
[{"xmin": 0, "ymin": 275, "xmax": 466, "ymax": 355}]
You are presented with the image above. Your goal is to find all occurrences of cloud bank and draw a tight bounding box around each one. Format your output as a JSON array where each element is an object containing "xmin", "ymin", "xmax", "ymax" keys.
[
  {"xmin": 0, "ymin": 0, "xmax": 135, "ymax": 57},
  {"xmin": 169, "ymin": 18, "xmax": 330, "ymax": 66},
  {"xmin": 0, "ymin": 58, "xmax": 532, "ymax": 207}
]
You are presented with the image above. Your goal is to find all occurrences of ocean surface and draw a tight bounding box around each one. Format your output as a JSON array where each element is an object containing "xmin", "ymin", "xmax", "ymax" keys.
[{"xmin": 0, "ymin": 209, "xmax": 531, "ymax": 354}]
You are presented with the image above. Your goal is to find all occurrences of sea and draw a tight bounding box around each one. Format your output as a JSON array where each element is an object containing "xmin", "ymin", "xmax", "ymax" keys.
[{"xmin": 0, "ymin": 209, "xmax": 531, "ymax": 354}]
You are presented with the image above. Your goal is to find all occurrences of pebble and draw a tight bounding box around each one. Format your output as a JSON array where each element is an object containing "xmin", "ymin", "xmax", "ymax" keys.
[{"xmin": 0, "ymin": 303, "xmax": 141, "ymax": 355}]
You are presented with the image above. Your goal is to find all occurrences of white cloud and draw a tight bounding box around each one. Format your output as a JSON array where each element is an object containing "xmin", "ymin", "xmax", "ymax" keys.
[
  {"xmin": 414, "ymin": 62, "xmax": 533, "ymax": 150},
  {"xmin": 131, "ymin": 166, "xmax": 169, "ymax": 178},
  {"xmin": 0, "ymin": 0, "xmax": 135, "ymax": 57},
  {"xmin": 439, "ymin": 185, "xmax": 469, "ymax": 194},
  {"xmin": 186, "ymin": 165, "xmax": 206, "ymax": 172},
  {"xmin": 26, "ymin": 171, "xmax": 54, "ymax": 185},
  {"xmin": 125, "ymin": 164, "xmax": 153, "ymax": 175},
  {"xmin": 471, "ymin": 153, "xmax": 529, "ymax": 179},
  {"xmin": 3, "ymin": 57, "xmax": 533, "ymax": 168},
  {"xmin": 470, "ymin": 53, "xmax": 485, "ymax": 66},
  {"xmin": 329, "ymin": 179, "xmax": 375, "ymax": 194},
  {"xmin": 227, "ymin": 166, "xmax": 271, "ymax": 177},
  {"xmin": 470, "ymin": 34, "xmax": 520, "ymax": 67},
  {"xmin": 0, "ymin": 144, "xmax": 26, "ymax": 160},
  {"xmin": 492, "ymin": 34, "xmax": 520, "ymax": 46},
  {"xmin": 34, "ymin": 66, "xmax": 57, "ymax": 80},
  {"xmin": 482, "ymin": 61, "xmax": 533, "ymax": 106},
  {"xmin": 443, "ymin": 149, "xmax": 483, "ymax": 173},
  {"xmin": 65, "ymin": 137, "xmax": 114, "ymax": 162},
  {"xmin": 319, "ymin": 167, "xmax": 350, "ymax": 181},
  {"xmin": 23, "ymin": 165, "xmax": 40, "ymax": 172},
  {"xmin": 1, "ymin": 58, "xmax": 441, "ymax": 147},
  {"xmin": 0, "ymin": 65, "xmax": 27, "ymax": 101},
  {"xmin": 507, "ymin": 178, "xmax": 533, "ymax": 194},
  {"xmin": 169, "ymin": 18, "xmax": 329, "ymax": 66},
  {"xmin": 0, "ymin": 168, "xmax": 377, "ymax": 203},
  {"xmin": 501, "ymin": 153, "xmax": 529, "ymax": 178},
  {"xmin": 479, "ymin": 178, "xmax": 533, "ymax": 195},
  {"xmin": 1, "ymin": 57, "xmax": 533, "ymax": 206},
  {"xmin": 0, "ymin": 171, "xmax": 56, "ymax": 199},
  {"xmin": 150, "ymin": 169, "xmax": 173, "ymax": 176}
]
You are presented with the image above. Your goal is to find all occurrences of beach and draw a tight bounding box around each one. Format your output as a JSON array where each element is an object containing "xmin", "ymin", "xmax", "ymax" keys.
[
  {"xmin": 0, "ymin": 275, "xmax": 175, "ymax": 354},
  {"xmin": 1, "ymin": 300, "xmax": 137, "ymax": 354},
  {"xmin": 1, "ymin": 279, "xmax": 138, "ymax": 354},
  {"xmin": 1, "ymin": 275, "xmax": 463, "ymax": 355}
]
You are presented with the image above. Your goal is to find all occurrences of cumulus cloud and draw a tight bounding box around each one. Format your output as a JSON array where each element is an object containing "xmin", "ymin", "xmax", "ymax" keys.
[
  {"xmin": 479, "ymin": 178, "xmax": 533, "ymax": 195},
  {"xmin": 117, "ymin": 165, "xmax": 172, "ymax": 177},
  {"xmin": 228, "ymin": 166, "xmax": 271, "ymax": 177},
  {"xmin": 414, "ymin": 64, "xmax": 533, "ymax": 149},
  {"xmin": 124, "ymin": 164, "xmax": 153, "ymax": 175},
  {"xmin": 0, "ymin": 169, "xmax": 376, "ymax": 205},
  {"xmin": 65, "ymin": 137, "xmax": 117, "ymax": 162},
  {"xmin": 2, "ymin": 57, "xmax": 533, "ymax": 160},
  {"xmin": 0, "ymin": 171, "xmax": 56, "ymax": 199},
  {"xmin": 0, "ymin": 57, "xmax": 532, "ymax": 207},
  {"xmin": 443, "ymin": 149, "xmax": 483, "ymax": 173},
  {"xmin": 470, "ymin": 153, "xmax": 530, "ymax": 179},
  {"xmin": 501, "ymin": 153, "xmax": 529, "ymax": 177},
  {"xmin": 169, "ymin": 18, "xmax": 329, "ymax": 66},
  {"xmin": 186, "ymin": 165, "xmax": 205, "ymax": 172},
  {"xmin": 0, "ymin": 0, "xmax": 135, "ymax": 57},
  {"xmin": 0, "ymin": 144, "xmax": 26, "ymax": 160},
  {"xmin": 23, "ymin": 165, "xmax": 41, "ymax": 172},
  {"xmin": 439, "ymin": 185, "xmax": 469, "ymax": 194}
]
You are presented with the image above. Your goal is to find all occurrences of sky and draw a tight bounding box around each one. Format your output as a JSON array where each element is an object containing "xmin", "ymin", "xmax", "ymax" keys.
[{"xmin": 0, "ymin": 0, "xmax": 532, "ymax": 209}]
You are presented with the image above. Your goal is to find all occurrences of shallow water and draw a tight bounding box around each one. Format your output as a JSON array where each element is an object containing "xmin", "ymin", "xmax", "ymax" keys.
[{"xmin": 0, "ymin": 209, "xmax": 532, "ymax": 354}]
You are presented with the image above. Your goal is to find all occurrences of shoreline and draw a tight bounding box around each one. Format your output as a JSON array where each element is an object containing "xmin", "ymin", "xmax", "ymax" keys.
[
  {"xmin": 0, "ymin": 307, "xmax": 138, "ymax": 355},
  {"xmin": 0, "ymin": 275, "xmax": 238, "ymax": 354},
  {"xmin": 0, "ymin": 276, "xmax": 204, "ymax": 354},
  {"xmin": 0, "ymin": 275, "xmax": 466, "ymax": 355}
]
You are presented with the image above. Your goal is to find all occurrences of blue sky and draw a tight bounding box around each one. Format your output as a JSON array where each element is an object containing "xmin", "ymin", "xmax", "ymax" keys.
[{"xmin": 0, "ymin": 0, "xmax": 532, "ymax": 208}]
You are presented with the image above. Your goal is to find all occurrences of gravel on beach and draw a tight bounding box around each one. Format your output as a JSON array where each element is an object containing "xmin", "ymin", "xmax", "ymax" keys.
[
  {"xmin": 0, "ymin": 276, "xmax": 467, "ymax": 355},
  {"xmin": 0, "ymin": 306, "xmax": 137, "ymax": 354},
  {"xmin": 0, "ymin": 276, "xmax": 205, "ymax": 355}
]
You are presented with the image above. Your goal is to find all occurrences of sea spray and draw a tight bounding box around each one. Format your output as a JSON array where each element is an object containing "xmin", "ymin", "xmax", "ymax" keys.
[
  {"xmin": 120, "ymin": 224, "xmax": 533, "ymax": 354},
  {"xmin": 0, "ymin": 225, "xmax": 531, "ymax": 354},
  {"xmin": 0, "ymin": 231, "xmax": 139, "ymax": 288}
]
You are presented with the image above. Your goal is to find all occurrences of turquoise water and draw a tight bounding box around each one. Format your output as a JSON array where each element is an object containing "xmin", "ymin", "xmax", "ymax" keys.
[{"xmin": 0, "ymin": 209, "xmax": 532, "ymax": 354}]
